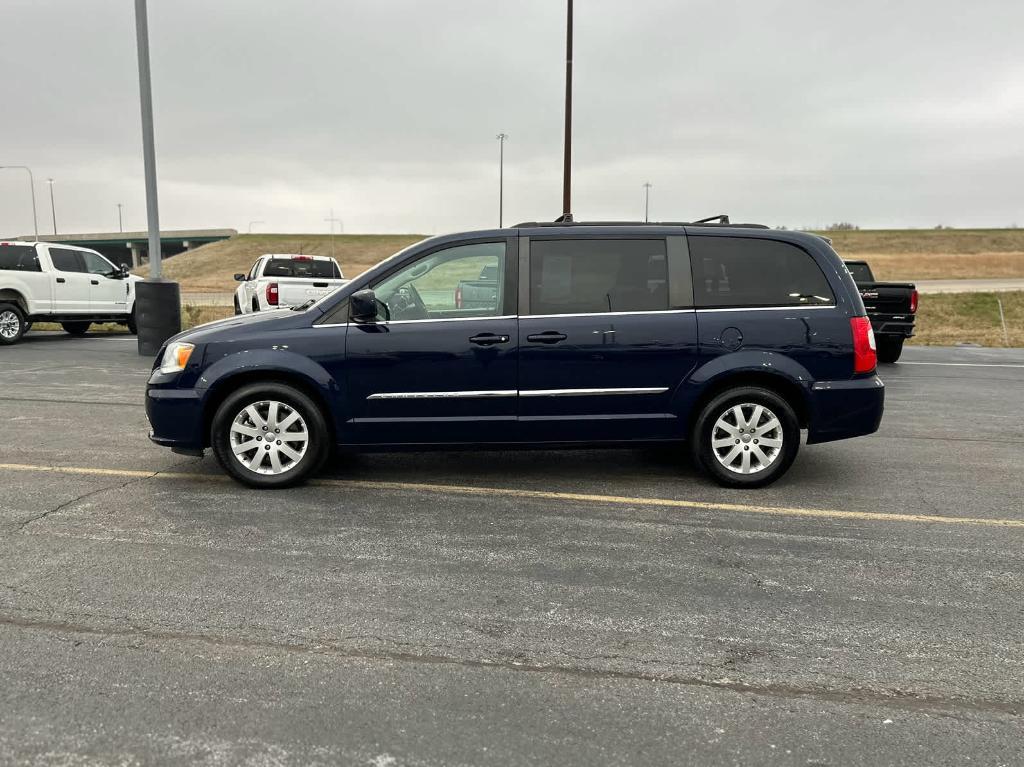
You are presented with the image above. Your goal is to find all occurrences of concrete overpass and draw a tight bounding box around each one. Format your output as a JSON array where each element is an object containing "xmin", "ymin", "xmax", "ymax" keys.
[{"xmin": 10, "ymin": 228, "xmax": 236, "ymax": 267}]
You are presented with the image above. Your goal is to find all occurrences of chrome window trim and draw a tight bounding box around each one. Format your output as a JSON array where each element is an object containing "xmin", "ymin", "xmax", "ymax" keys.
[
  {"xmin": 367, "ymin": 390, "xmax": 517, "ymax": 400},
  {"xmin": 521, "ymin": 309, "xmax": 695, "ymax": 320},
  {"xmin": 695, "ymin": 305, "xmax": 834, "ymax": 313},
  {"xmin": 519, "ymin": 387, "xmax": 668, "ymax": 397},
  {"xmin": 314, "ymin": 315, "xmax": 515, "ymax": 329}
]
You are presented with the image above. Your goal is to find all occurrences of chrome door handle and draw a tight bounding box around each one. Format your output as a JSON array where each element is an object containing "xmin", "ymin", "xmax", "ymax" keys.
[
  {"xmin": 526, "ymin": 331, "xmax": 567, "ymax": 344},
  {"xmin": 469, "ymin": 333, "xmax": 510, "ymax": 346}
]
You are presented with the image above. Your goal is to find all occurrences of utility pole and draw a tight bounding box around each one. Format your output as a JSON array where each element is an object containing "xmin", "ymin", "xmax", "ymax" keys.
[
  {"xmin": 117, "ymin": 203, "xmax": 124, "ymax": 232},
  {"xmin": 496, "ymin": 133, "xmax": 508, "ymax": 227},
  {"xmin": 133, "ymin": 0, "xmax": 181, "ymax": 355},
  {"xmin": 46, "ymin": 178, "xmax": 57, "ymax": 234},
  {"xmin": 0, "ymin": 166, "xmax": 39, "ymax": 241},
  {"xmin": 248, "ymin": 220, "xmax": 263, "ymax": 234},
  {"xmin": 643, "ymin": 182, "xmax": 652, "ymax": 223},
  {"xmin": 561, "ymin": 0, "xmax": 573, "ymax": 220},
  {"xmin": 324, "ymin": 209, "xmax": 341, "ymax": 259}
]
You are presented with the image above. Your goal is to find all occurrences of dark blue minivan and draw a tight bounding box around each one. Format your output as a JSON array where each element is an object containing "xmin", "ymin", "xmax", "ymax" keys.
[{"xmin": 146, "ymin": 222, "xmax": 883, "ymax": 489}]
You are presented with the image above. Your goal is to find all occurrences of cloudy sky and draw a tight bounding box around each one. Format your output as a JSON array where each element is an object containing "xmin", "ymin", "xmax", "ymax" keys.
[{"xmin": 2, "ymin": 0, "xmax": 1022, "ymax": 236}]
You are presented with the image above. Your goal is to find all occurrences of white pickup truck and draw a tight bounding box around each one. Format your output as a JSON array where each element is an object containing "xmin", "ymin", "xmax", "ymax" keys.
[
  {"xmin": 233, "ymin": 254, "xmax": 347, "ymax": 314},
  {"xmin": 0, "ymin": 240, "xmax": 140, "ymax": 345}
]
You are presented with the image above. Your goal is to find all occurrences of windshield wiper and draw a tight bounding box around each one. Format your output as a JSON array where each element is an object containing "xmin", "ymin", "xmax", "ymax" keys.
[{"xmin": 291, "ymin": 299, "xmax": 317, "ymax": 312}]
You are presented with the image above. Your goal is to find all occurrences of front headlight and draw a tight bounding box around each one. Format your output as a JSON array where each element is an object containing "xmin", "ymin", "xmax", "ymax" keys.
[{"xmin": 159, "ymin": 342, "xmax": 195, "ymax": 374}]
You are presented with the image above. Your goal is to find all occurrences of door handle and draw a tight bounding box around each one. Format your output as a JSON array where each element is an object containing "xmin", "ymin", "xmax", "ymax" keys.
[
  {"xmin": 91, "ymin": 279, "xmax": 99, "ymax": 285},
  {"xmin": 56, "ymin": 277, "xmax": 66, "ymax": 284},
  {"xmin": 526, "ymin": 331, "xmax": 567, "ymax": 344},
  {"xmin": 469, "ymin": 333, "xmax": 510, "ymax": 346}
]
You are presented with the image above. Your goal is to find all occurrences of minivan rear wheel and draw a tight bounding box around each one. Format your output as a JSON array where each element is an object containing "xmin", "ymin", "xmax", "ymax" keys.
[
  {"xmin": 211, "ymin": 382, "xmax": 329, "ymax": 488},
  {"xmin": 692, "ymin": 387, "xmax": 800, "ymax": 488}
]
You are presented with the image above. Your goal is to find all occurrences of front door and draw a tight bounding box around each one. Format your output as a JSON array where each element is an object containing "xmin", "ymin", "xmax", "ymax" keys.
[
  {"xmin": 81, "ymin": 250, "xmax": 127, "ymax": 313},
  {"xmin": 517, "ymin": 236, "xmax": 700, "ymax": 442},
  {"xmin": 344, "ymin": 238, "xmax": 518, "ymax": 445},
  {"xmin": 46, "ymin": 247, "xmax": 92, "ymax": 313}
]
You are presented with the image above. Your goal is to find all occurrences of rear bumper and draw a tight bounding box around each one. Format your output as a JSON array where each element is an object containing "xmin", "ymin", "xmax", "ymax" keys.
[
  {"xmin": 806, "ymin": 375, "xmax": 884, "ymax": 444},
  {"xmin": 869, "ymin": 316, "xmax": 915, "ymax": 338},
  {"xmin": 146, "ymin": 386, "xmax": 206, "ymax": 450}
]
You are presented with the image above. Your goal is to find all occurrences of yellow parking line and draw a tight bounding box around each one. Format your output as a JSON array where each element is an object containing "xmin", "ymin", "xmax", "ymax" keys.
[{"xmin": 0, "ymin": 461, "xmax": 1021, "ymax": 529}]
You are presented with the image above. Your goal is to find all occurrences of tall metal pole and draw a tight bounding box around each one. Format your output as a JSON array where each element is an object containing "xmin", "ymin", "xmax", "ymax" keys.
[
  {"xmin": 496, "ymin": 133, "xmax": 508, "ymax": 227},
  {"xmin": 0, "ymin": 166, "xmax": 38, "ymax": 241},
  {"xmin": 561, "ymin": 0, "xmax": 573, "ymax": 220},
  {"xmin": 134, "ymin": 0, "xmax": 161, "ymax": 278},
  {"xmin": 643, "ymin": 182, "xmax": 652, "ymax": 223},
  {"xmin": 324, "ymin": 209, "xmax": 340, "ymax": 259},
  {"xmin": 117, "ymin": 203, "xmax": 124, "ymax": 232},
  {"xmin": 47, "ymin": 178, "xmax": 57, "ymax": 234}
]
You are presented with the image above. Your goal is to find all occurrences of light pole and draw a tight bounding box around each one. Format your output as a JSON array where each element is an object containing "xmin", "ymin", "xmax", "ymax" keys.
[
  {"xmin": 642, "ymin": 182, "xmax": 652, "ymax": 223},
  {"xmin": 46, "ymin": 178, "xmax": 57, "ymax": 234},
  {"xmin": 324, "ymin": 209, "xmax": 341, "ymax": 259},
  {"xmin": 117, "ymin": 203, "xmax": 124, "ymax": 232},
  {"xmin": 133, "ymin": 0, "xmax": 181, "ymax": 355},
  {"xmin": 0, "ymin": 165, "xmax": 39, "ymax": 241},
  {"xmin": 248, "ymin": 220, "xmax": 263, "ymax": 234},
  {"xmin": 496, "ymin": 133, "xmax": 508, "ymax": 228},
  {"xmin": 561, "ymin": 0, "xmax": 573, "ymax": 221}
]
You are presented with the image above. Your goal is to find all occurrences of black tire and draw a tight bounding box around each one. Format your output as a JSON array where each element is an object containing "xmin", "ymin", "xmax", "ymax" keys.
[
  {"xmin": 210, "ymin": 382, "xmax": 330, "ymax": 488},
  {"xmin": 61, "ymin": 321, "xmax": 91, "ymax": 336},
  {"xmin": 252, "ymin": 297, "xmax": 259, "ymax": 313},
  {"xmin": 126, "ymin": 309, "xmax": 138, "ymax": 335},
  {"xmin": 691, "ymin": 386, "xmax": 800, "ymax": 489},
  {"xmin": 876, "ymin": 336, "xmax": 904, "ymax": 364},
  {"xmin": 233, "ymin": 296, "xmax": 242, "ymax": 316},
  {"xmin": 0, "ymin": 302, "xmax": 27, "ymax": 345}
]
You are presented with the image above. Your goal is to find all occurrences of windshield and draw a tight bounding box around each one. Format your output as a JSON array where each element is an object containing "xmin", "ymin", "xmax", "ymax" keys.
[{"xmin": 305, "ymin": 237, "xmax": 433, "ymax": 312}]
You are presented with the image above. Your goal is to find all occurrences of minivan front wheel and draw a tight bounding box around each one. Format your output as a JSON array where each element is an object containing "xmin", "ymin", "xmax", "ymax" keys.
[
  {"xmin": 692, "ymin": 387, "xmax": 800, "ymax": 488},
  {"xmin": 211, "ymin": 382, "xmax": 329, "ymax": 488}
]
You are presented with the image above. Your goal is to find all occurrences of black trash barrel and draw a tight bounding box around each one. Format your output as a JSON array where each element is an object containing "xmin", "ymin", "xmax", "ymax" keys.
[{"xmin": 136, "ymin": 280, "xmax": 182, "ymax": 357}]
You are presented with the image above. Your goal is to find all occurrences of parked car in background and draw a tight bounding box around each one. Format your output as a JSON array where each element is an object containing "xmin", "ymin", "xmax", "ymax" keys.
[
  {"xmin": 844, "ymin": 259, "xmax": 917, "ymax": 362},
  {"xmin": 0, "ymin": 240, "xmax": 139, "ymax": 345},
  {"xmin": 234, "ymin": 254, "xmax": 346, "ymax": 314},
  {"xmin": 148, "ymin": 220, "xmax": 883, "ymax": 490}
]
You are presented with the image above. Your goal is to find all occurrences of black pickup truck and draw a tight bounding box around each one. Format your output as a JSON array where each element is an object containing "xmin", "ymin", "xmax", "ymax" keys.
[
  {"xmin": 455, "ymin": 264, "xmax": 500, "ymax": 311},
  {"xmin": 844, "ymin": 260, "xmax": 918, "ymax": 363}
]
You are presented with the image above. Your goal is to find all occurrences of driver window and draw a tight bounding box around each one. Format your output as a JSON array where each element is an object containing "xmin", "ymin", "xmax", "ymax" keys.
[
  {"xmin": 370, "ymin": 242, "xmax": 506, "ymax": 321},
  {"xmin": 82, "ymin": 251, "xmax": 115, "ymax": 276}
]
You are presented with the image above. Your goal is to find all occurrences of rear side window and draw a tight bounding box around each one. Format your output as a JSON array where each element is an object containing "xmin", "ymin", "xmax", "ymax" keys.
[
  {"xmin": 529, "ymin": 239, "xmax": 668, "ymax": 315},
  {"xmin": 49, "ymin": 248, "xmax": 87, "ymax": 273},
  {"xmin": 689, "ymin": 236, "xmax": 835, "ymax": 308},
  {"xmin": 0, "ymin": 245, "xmax": 40, "ymax": 272},
  {"xmin": 264, "ymin": 258, "xmax": 340, "ymax": 279},
  {"xmin": 845, "ymin": 262, "xmax": 872, "ymax": 282}
]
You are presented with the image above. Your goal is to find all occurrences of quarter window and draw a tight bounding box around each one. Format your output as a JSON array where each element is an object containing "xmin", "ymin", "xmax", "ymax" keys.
[
  {"xmin": 529, "ymin": 239, "xmax": 668, "ymax": 315},
  {"xmin": 369, "ymin": 242, "xmax": 506, "ymax": 321},
  {"xmin": 49, "ymin": 248, "xmax": 86, "ymax": 273},
  {"xmin": 689, "ymin": 236, "xmax": 835, "ymax": 308},
  {"xmin": 0, "ymin": 245, "xmax": 40, "ymax": 272},
  {"xmin": 82, "ymin": 251, "xmax": 115, "ymax": 275}
]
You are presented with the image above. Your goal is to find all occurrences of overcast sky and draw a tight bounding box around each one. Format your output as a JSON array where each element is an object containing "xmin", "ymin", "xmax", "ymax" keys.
[{"xmin": 2, "ymin": 0, "xmax": 1023, "ymax": 236}]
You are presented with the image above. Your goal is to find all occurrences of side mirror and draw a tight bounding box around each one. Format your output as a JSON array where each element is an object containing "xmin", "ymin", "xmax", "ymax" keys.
[
  {"xmin": 233, "ymin": 273, "xmax": 246, "ymax": 282},
  {"xmin": 119, "ymin": 264, "xmax": 130, "ymax": 278},
  {"xmin": 350, "ymin": 289, "xmax": 381, "ymax": 323}
]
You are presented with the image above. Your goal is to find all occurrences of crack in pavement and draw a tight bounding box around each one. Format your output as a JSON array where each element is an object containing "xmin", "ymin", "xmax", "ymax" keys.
[{"xmin": 0, "ymin": 611, "xmax": 1019, "ymax": 720}]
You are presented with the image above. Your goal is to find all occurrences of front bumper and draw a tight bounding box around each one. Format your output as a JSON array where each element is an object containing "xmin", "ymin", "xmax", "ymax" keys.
[
  {"xmin": 146, "ymin": 386, "xmax": 206, "ymax": 451},
  {"xmin": 806, "ymin": 375, "xmax": 884, "ymax": 444}
]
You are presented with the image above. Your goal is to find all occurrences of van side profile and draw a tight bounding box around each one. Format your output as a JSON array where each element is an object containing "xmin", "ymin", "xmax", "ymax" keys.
[{"xmin": 145, "ymin": 222, "xmax": 884, "ymax": 489}]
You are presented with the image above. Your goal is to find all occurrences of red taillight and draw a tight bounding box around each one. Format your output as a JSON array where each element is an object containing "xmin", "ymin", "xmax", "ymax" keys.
[
  {"xmin": 909, "ymin": 289, "xmax": 919, "ymax": 314},
  {"xmin": 455, "ymin": 285, "xmax": 463, "ymax": 309},
  {"xmin": 850, "ymin": 316, "xmax": 876, "ymax": 374},
  {"xmin": 266, "ymin": 283, "xmax": 279, "ymax": 306}
]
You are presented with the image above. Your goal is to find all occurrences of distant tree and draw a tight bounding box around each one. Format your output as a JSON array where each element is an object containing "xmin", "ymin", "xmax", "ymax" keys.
[{"xmin": 825, "ymin": 222, "xmax": 859, "ymax": 231}]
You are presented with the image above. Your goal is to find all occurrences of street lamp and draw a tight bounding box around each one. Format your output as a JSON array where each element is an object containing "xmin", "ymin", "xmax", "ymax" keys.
[
  {"xmin": 46, "ymin": 178, "xmax": 57, "ymax": 235},
  {"xmin": 642, "ymin": 182, "xmax": 652, "ymax": 223},
  {"xmin": 0, "ymin": 165, "xmax": 39, "ymax": 241},
  {"xmin": 248, "ymin": 220, "xmax": 263, "ymax": 234},
  {"xmin": 496, "ymin": 133, "xmax": 508, "ymax": 228},
  {"xmin": 117, "ymin": 203, "xmax": 124, "ymax": 233}
]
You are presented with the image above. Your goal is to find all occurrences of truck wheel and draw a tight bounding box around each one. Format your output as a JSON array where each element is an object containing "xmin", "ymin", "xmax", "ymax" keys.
[
  {"xmin": 127, "ymin": 309, "xmax": 138, "ymax": 335},
  {"xmin": 0, "ymin": 302, "xmax": 27, "ymax": 345},
  {"xmin": 876, "ymin": 336, "xmax": 904, "ymax": 364},
  {"xmin": 61, "ymin": 321, "xmax": 91, "ymax": 336},
  {"xmin": 233, "ymin": 296, "xmax": 242, "ymax": 315},
  {"xmin": 252, "ymin": 298, "xmax": 259, "ymax": 313},
  {"xmin": 210, "ymin": 382, "xmax": 329, "ymax": 489},
  {"xmin": 691, "ymin": 386, "xmax": 800, "ymax": 489}
]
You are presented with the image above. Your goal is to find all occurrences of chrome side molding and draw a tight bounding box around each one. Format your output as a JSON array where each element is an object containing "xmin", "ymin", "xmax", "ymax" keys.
[{"xmin": 368, "ymin": 387, "xmax": 668, "ymax": 400}]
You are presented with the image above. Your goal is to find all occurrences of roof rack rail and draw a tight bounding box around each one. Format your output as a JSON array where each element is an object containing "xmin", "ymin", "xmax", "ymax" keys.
[
  {"xmin": 691, "ymin": 214, "xmax": 730, "ymax": 224},
  {"xmin": 511, "ymin": 214, "xmax": 769, "ymax": 230}
]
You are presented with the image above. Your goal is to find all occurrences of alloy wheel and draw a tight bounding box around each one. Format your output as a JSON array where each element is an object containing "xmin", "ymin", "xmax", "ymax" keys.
[
  {"xmin": 229, "ymin": 400, "xmax": 309, "ymax": 475},
  {"xmin": 711, "ymin": 403, "xmax": 784, "ymax": 475},
  {"xmin": 0, "ymin": 310, "xmax": 21, "ymax": 340}
]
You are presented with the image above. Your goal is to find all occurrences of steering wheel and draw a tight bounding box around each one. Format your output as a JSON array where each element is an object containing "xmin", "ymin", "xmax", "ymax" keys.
[{"xmin": 388, "ymin": 283, "xmax": 429, "ymax": 320}]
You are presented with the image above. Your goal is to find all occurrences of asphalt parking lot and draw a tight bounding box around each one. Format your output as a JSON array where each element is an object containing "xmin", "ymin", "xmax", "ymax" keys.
[{"xmin": 1, "ymin": 332, "xmax": 1023, "ymax": 766}]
